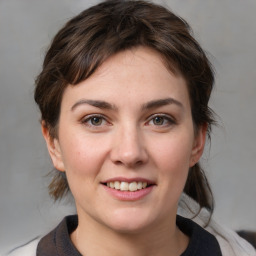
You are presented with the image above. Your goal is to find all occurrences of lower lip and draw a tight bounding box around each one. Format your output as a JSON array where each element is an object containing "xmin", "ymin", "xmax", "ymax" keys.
[{"xmin": 102, "ymin": 185, "xmax": 155, "ymax": 201}]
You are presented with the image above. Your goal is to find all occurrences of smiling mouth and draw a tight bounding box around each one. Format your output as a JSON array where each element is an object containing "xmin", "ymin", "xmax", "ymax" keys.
[{"xmin": 103, "ymin": 181, "xmax": 153, "ymax": 192}]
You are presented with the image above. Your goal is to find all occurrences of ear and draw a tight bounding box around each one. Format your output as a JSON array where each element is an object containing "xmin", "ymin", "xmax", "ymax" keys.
[
  {"xmin": 189, "ymin": 124, "xmax": 207, "ymax": 167},
  {"xmin": 41, "ymin": 122, "xmax": 65, "ymax": 172}
]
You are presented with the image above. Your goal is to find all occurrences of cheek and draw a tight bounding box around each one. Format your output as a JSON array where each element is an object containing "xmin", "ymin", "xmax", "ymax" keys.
[
  {"xmin": 59, "ymin": 132, "xmax": 107, "ymax": 177},
  {"xmin": 149, "ymin": 131, "xmax": 194, "ymax": 184},
  {"xmin": 60, "ymin": 136, "xmax": 106, "ymax": 200},
  {"xmin": 152, "ymin": 133, "xmax": 193, "ymax": 167}
]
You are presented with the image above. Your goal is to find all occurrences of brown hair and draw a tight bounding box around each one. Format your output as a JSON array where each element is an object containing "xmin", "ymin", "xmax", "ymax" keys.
[{"xmin": 35, "ymin": 0, "xmax": 215, "ymax": 214}]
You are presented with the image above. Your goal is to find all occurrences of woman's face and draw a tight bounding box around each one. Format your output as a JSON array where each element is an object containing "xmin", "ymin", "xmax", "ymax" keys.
[{"xmin": 44, "ymin": 47, "xmax": 206, "ymax": 233}]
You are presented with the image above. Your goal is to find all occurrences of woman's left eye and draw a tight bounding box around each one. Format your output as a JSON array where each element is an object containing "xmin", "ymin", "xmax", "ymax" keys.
[
  {"xmin": 89, "ymin": 116, "xmax": 104, "ymax": 126},
  {"xmin": 147, "ymin": 115, "xmax": 175, "ymax": 127}
]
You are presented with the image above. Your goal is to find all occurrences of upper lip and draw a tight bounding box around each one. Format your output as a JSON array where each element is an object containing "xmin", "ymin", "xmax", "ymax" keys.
[{"xmin": 101, "ymin": 177, "xmax": 156, "ymax": 185}]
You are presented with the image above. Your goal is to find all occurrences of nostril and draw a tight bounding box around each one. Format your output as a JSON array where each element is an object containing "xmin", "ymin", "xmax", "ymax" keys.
[
  {"xmin": 135, "ymin": 160, "xmax": 144, "ymax": 166},
  {"xmin": 116, "ymin": 160, "xmax": 144, "ymax": 168},
  {"xmin": 114, "ymin": 160, "xmax": 123, "ymax": 166}
]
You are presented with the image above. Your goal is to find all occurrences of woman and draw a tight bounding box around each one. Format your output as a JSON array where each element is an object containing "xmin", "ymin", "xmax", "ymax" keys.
[{"xmin": 8, "ymin": 0, "xmax": 256, "ymax": 255}]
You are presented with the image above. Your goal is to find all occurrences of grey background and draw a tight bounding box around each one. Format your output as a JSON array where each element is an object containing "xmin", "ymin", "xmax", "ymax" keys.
[{"xmin": 0, "ymin": 0, "xmax": 256, "ymax": 254}]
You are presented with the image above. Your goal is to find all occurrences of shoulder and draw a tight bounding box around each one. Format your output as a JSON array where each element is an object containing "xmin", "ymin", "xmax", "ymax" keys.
[
  {"xmin": 178, "ymin": 193, "xmax": 256, "ymax": 256},
  {"xmin": 204, "ymin": 217, "xmax": 256, "ymax": 256},
  {"xmin": 6, "ymin": 215, "xmax": 78, "ymax": 256},
  {"xmin": 6, "ymin": 237, "xmax": 40, "ymax": 256},
  {"xmin": 177, "ymin": 215, "xmax": 222, "ymax": 256}
]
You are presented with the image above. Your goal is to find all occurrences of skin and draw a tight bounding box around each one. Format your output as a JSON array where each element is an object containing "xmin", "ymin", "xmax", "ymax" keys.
[{"xmin": 43, "ymin": 47, "xmax": 207, "ymax": 256}]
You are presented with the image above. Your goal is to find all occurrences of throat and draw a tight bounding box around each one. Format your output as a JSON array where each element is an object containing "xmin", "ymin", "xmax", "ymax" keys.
[{"xmin": 70, "ymin": 220, "xmax": 189, "ymax": 256}]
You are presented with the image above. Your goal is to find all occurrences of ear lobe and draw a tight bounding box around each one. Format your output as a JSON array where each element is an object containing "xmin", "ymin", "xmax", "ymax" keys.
[
  {"xmin": 189, "ymin": 124, "xmax": 207, "ymax": 167},
  {"xmin": 41, "ymin": 123, "xmax": 65, "ymax": 172}
]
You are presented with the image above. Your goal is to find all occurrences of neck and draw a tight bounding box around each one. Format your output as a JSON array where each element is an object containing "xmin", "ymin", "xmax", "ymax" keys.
[{"xmin": 71, "ymin": 212, "xmax": 189, "ymax": 256}]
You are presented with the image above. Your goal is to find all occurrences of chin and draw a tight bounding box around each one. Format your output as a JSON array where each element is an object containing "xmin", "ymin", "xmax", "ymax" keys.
[
  {"xmin": 108, "ymin": 221, "xmax": 150, "ymax": 234},
  {"xmin": 103, "ymin": 209, "xmax": 156, "ymax": 234}
]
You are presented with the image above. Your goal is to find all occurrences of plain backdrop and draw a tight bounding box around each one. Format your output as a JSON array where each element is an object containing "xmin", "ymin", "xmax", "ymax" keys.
[{"xmin": 0, "ymin": 0, "xmax": 256, "ymax": 254}]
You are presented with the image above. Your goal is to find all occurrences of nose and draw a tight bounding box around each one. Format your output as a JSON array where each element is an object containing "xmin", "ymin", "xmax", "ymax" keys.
[{"xmin": 110, "ymin": 125, "xmax": 148, "ymax": 168}]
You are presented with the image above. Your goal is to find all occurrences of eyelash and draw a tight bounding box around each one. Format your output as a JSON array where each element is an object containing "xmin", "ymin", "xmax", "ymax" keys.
[
  {"xmin": 146, "ymin": 114, "xmax": 176, "ymax": 127},
  {"xmin": 81, "ymin": 114, "xmax": 109, "ymax": 128}
]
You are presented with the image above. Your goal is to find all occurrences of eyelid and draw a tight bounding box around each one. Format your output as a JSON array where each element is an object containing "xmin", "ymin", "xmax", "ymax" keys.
[
  {"xmin": 146, "ymin": 113, "xmax": 176, "ymax": 126},
  {"xmin": 81, "ymin": 114, "xmax": 110, "ymax": 127}
]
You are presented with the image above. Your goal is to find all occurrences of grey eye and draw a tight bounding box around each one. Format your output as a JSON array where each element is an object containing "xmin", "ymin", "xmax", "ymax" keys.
[
  {"xmin": 90, "ymin": 116, "xmax": 103, "ymax": 126},
  {"xmin": 152, "ymin": 116, "xmax": 164, "ymax": 125}
]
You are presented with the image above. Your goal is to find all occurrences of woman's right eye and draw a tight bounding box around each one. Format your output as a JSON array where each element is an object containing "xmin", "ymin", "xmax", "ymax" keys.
[
  {"xmin": 88, "ymin": 116, "xmax": 103, "ymax": 126},
  {"xmin": 81, "ymin": 115, "xmax": 108, "ymax": 128}
]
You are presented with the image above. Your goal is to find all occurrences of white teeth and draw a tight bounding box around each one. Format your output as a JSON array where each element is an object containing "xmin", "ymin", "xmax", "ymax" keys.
[
  {"xmin": 120, "ymin": 182, "xmax": 129, "ymax": 191},
  {"xmin": 114, "ymin": 181, "xmax": 120, "ymax": 189},
  {"xmin": 106, "ymin": 181, "xmax": 149, "ymax": 191},
  {"xmin": 137, "ymin": 182, "xmax": 142, "ymax": 189},
  {"xmin": 129, "ymin": 182, "xmax": 137, "ymax": 192}
]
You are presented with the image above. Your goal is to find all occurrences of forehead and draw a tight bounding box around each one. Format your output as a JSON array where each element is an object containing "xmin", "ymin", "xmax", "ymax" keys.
[
  {"xmin": 61, "ymin": 47, "xmax": 190, "ymax": 110},
  {"xmin": 93, "ymin": 47, "xmax": 179, "ymax": 83}
]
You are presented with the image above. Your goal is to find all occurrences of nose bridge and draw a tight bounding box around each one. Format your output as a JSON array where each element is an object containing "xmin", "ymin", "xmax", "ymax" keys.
[{"xmin": 111, "ymin": 121, "xmax": 148, "ymax": 167}]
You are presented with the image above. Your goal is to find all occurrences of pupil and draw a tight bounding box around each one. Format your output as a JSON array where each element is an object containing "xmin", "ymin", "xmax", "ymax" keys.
[
  {"xmin": 154, "ymin": 116, "xmax": 163, "ymax": 125},
  {"xmin": 92, "ymin": 117, "xmax": 102, "ymax": 125}
]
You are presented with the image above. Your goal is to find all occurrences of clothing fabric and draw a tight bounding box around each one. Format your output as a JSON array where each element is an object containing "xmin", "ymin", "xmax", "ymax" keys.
[
  {"xmin": 178, "ymin": 193, "xmax": 256, "ymax": 256},
  {"xmin": 6, "ymin": 193, "xmax": 256, "ymax": 256},
  {"xmin": 6, "ymin": 237, "xmax": 39, "ymax": 256}
]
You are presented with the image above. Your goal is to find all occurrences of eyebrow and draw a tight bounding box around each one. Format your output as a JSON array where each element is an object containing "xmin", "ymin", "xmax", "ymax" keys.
[
  {"xmin": 71, "ymin": 99, "xmax": 117, "ymax": 111},
  {"xmin": 71, "ymin": 97, "xmax": 183, "ymax": 111},
  {"xmin": 142, "ymin": 98, "xmax": 183, "ymax": 110}
]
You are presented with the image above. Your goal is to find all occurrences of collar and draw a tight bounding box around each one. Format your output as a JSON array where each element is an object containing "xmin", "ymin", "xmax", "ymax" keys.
[{"xmin": 37, "ymin": 215, "xmax": 222, "ymax": 256}]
